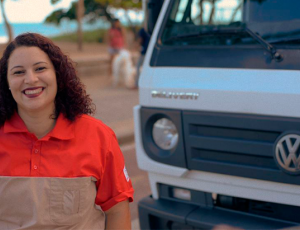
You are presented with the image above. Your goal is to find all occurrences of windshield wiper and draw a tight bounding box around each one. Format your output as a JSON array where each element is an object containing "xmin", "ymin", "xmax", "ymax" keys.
[
  {"xmin": 244, "ymin": 27, "xmax": 283, "ymax": 62},
  {"xmin": 163, "ymin": 28, "xmax": 241, "ymax": 43},
  {"xmin": 163, "ymin": 26, "xmax": 283, "ymax": 61}
]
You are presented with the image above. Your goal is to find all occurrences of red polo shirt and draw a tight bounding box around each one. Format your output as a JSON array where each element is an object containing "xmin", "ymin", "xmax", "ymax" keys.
[{"xmin": 0, "ymin": 112, "xmax": 134, "ymax": 211}]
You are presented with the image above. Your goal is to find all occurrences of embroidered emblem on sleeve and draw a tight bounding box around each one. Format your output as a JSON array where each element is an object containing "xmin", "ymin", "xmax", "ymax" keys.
[{"xmin": 123, "ymin": 166, "xmax": 130, "ymax": 182}]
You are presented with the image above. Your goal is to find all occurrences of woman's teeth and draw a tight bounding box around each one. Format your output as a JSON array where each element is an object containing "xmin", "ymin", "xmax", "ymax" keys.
[{"xmin": 24, "ymin": 88, "xmax": 43, "ymax": 95}]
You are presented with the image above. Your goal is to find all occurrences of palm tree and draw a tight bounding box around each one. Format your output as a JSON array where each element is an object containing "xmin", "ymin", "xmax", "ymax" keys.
[
  {"xmin": 208, "ymin": 0, "xmax": 216, "ymax": 25},
  {"xmin": 50, "ymin": 0, "xmax": 85, "ymax": 51},
  {"xmin": 0, "ymin": 0, "xmax": 13, "ymax": 43},
  {"xmin": 199, "ymin": 0, "xmax": 204, "ymax": 25},
  {"xmin": 76, "ymin": 0, "xmax": 84, "ymax": 51},
  {"xmin": 230, "ymin": 1, "xmax": 243, "ymax": 23}
]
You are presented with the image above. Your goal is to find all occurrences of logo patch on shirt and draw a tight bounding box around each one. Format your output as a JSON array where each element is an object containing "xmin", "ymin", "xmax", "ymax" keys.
[{"xmin": 123, "ymin": 167, "xmax": 130, "ymax": 182}]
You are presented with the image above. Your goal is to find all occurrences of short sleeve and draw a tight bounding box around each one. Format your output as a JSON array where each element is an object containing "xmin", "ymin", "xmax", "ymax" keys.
[{"xmin": 95, "ymin": 131, "xmax": 134, "ymax": 211}]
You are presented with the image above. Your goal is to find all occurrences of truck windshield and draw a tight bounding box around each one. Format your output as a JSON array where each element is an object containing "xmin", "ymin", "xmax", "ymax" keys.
[{"xmin": 161, "ymin": 0, "xmax": 300, "ymax": 46}]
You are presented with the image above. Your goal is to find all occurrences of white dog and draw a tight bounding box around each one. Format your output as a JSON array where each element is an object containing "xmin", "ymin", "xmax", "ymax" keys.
[{"xmin": 112, "ymin": 49, "xmax": 136, "ymax": 88}]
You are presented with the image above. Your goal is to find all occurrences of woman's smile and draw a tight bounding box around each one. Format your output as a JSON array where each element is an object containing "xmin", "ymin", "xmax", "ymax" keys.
[{"xmin": 22, "ymin": 87, "xmax": 45, "ymax": 97}]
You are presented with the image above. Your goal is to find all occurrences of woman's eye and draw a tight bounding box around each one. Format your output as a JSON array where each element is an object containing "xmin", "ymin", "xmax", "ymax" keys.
[
  {"xmin": 13, "ymin": 71, "xmax": 24, "ymax": 75},
  {"xmin": 36, "ymin": 67, "xmax": 46, "ymax": 71}
]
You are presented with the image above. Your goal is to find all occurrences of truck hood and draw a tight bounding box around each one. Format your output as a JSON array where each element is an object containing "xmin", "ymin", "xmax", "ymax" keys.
[{"xmin": 139, "ymin": 67, "xmax": 300, "ymax": 118}]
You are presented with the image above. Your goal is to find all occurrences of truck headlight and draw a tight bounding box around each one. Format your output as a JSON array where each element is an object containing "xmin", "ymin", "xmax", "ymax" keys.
[
  {"xmin": 152, "ymin": 118, "xmax": 179, "ymax": 150},
  {"xmin": 140, "ymin": 108, "xmax": 187, "ymax": 168}
]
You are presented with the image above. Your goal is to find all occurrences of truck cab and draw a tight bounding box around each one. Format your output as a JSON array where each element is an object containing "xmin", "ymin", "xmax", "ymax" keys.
[{"xmin": 134, "ymin": 0, "xmax": 300, "ymax": 229}]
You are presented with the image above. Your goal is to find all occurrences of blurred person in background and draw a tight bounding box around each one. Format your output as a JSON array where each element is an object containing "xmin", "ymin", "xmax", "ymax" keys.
[
  {"xmin": 0, "ymin": 33, "xmax": 133, "ymax": 230},
  {"xmin": 107, "ymin": 18, "xmax": 126, "ymax": 76},
  {"xmin": 135, "ymin": 26, "xmax": 150, "ymax": 88}
]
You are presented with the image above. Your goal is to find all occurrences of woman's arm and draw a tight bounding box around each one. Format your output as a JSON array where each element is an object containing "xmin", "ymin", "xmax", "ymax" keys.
[{"xmin": 104, "ymin": 199, "xmax": 131, "ymax": 230}]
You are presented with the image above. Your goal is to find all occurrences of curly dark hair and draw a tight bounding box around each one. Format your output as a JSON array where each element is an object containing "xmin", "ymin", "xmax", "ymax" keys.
[{"xmin": 0, "ymin": 33, "xmax": 95, "ymax": 126}]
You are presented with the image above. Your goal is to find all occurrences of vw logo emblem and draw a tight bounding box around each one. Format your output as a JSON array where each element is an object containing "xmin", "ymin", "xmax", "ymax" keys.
[{"xmin": 274, "ymin": 133, "xmax": 300, "ymax": 175}]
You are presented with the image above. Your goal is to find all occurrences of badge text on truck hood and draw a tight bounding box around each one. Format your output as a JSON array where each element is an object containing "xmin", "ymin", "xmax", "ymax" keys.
[
  {"xmin": 274, "ymin": 133, "xmax": 300, "ymax": 175},
  {"xmin": 151, "ymin": 90, "xmax": 199, "ymax": 100}
]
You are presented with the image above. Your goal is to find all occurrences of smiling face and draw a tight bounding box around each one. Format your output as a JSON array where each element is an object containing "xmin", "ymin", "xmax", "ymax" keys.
[{"xmin": 7, "ymin": 46, "xmax": 57, "ymax": 116}]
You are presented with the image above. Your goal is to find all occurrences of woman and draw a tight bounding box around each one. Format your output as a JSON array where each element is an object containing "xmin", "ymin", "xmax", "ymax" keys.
[
  {"xmin": 108, "ymin": 18, "xmax": 126, "ymax": 75},
  {"xmin": 0, "ymin": 33, "xmax": 134, "ymax": 229}
]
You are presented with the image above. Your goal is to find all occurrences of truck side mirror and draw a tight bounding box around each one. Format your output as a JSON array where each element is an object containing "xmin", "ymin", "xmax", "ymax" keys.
[{"xmin": 144, "ymin": 0, "xmax": 164, "ymax": 35}]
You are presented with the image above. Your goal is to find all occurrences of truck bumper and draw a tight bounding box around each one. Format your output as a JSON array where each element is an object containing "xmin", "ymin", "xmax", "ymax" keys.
[{"xmin": 138, "ymin": 196, "xmax": 297, "ymax": 229}]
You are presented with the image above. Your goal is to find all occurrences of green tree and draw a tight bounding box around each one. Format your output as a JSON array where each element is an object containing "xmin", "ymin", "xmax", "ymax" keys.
[
  {"xmin": 48, "ymin": 0, "xmax": 85, "ymax": 51},
  {"xmin": 45, "ymin": 0, "xmax": 142, "ymax": 35},
  {"xmin": 94, "ymin": 0, "xmax": 142, "ymax": 25},
  {"xmin": 46, "ymin": 0, "xmax": 142, "ymax": 24},
  {"xmin": 97, "ymin": 0, "xmax": 142, "ymax": 34},
  {"xmin": 77, "ymin": 0, "xmax": 84, "ymax": 51},
  {"xmin": 0, "ymin": 0, "xmax": 13, "ymax": 43}
]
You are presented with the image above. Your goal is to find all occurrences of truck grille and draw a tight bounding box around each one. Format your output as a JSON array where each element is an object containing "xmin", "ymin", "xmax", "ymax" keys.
[{"xmin": 182, "ymin": 111, "xmax": 300, "ymax": 185}]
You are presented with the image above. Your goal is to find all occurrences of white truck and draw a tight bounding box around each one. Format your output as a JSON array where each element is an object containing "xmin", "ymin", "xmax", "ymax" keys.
[{"xmin": 134, "ymin": 0, "xmax": 300, "ymax": 229}]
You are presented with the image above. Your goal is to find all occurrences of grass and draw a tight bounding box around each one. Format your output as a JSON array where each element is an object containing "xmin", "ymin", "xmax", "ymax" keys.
[{"xmin": 51, "ymin": 29, "xmax": 107, "ymax": 43}]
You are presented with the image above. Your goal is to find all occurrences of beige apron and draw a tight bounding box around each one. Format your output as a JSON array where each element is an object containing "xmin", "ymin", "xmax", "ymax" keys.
[{"xmin": 0, "ymin": 176, "xmax": 105, "ymax": 230}]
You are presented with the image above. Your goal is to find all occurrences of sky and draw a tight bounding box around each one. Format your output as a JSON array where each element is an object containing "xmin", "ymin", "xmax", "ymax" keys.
[{"xmin": 0, "ymin": 0, "xmax": 76, "ymax": 23}]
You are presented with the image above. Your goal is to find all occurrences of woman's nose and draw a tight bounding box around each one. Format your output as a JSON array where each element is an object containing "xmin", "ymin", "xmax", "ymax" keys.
[{"xmin": 24, "ymin": 71, "xmax": 38, "ymax": 84}]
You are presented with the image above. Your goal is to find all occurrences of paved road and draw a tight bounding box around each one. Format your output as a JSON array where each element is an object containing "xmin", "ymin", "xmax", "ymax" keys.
[
  {"xmin": 79, "ymin": 72, "xmax": 139, "ymax": 145},
  {"xmin": 80, "ymin": 74, "xmax": 139, "ymax": 127}
]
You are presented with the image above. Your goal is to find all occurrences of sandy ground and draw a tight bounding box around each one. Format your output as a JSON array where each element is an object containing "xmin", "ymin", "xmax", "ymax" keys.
[{"xmin": 56, "ymin": 41, "xmax": 110, "ymax": 59}]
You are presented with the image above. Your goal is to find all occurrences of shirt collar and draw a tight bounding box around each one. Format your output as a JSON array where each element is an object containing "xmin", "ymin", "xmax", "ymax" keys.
[
  {"xmin": 47, "ymin": 113, "xmax": 75, "ymax": 140},
  {"xmin": 4, "ymin": 112, "xmax": 28, "ymax": 133},
  {"xmin": 4, "ymin": 112, "xmax": 75, "ymax": 140}
]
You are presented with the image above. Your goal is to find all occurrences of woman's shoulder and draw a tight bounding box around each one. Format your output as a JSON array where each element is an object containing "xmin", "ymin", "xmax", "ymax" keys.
[{"xmin": 75, "ymin": 114, "xmax": 114, "ymax": 136}]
